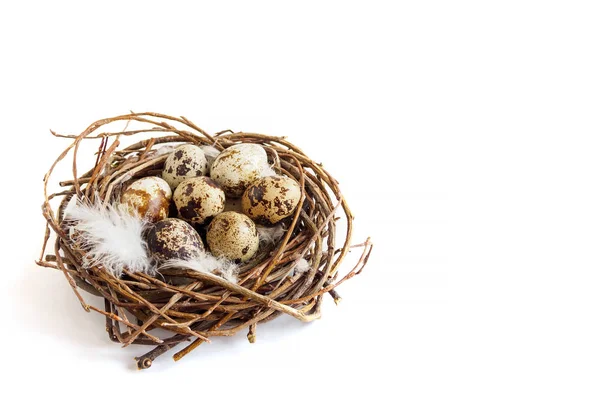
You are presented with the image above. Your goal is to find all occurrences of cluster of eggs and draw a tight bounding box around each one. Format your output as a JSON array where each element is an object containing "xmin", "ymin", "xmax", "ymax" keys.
[{"xmin": 119, "ymin": 143, "xmax": 301, "ymax": 263}]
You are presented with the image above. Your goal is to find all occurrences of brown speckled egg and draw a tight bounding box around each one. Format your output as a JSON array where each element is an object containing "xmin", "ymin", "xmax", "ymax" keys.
[
  {"xmin": 173, "ymin": 177, "xmax": 225, "ymax": 224},
  {"xmin": 206, "ymin": 212, "xmax": 259, "ymax": 262},
  {"xmin": 147, "ymin": 218, "xmax": 204, "ymax": 261},
  {"xmin": 241, "ymin": 176, "xmax": 301, "ymax": 225},
  {"xmin": 119, "ymin": 176, "xmax": 172, "ymax": 222},
  {"xmin": 210, "ymin": 143, "xmax": 273, "ymax": 197},
  {"xmin": 162, "ymin": 144, "xmax": 208, "ymax": 189}
]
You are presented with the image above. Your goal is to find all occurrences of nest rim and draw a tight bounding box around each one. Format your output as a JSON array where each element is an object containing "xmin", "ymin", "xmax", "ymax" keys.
[{"xmin": 38, "ymin": 112, "xmax": 372, "ymax": 369}]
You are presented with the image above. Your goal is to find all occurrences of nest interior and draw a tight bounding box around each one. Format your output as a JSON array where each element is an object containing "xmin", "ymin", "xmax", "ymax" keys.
[{"xmin": 38, "ymin": 112, "xmax": 372, "ymax": 369}]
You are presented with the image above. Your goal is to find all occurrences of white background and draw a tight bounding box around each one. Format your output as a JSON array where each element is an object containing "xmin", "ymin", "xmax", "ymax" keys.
[{"xmin": 1, "ymin": 1, "xmax": 599, "ymax": 398}]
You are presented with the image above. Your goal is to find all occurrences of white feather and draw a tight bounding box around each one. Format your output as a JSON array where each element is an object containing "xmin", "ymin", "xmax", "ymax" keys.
[
  {"xmin": 63, "ymin": 194, "xmax": 78, "ymax": 218},
  {"xmin": 161, "ymin": 253, "xmax": 239, "ymax": 283},
  {"xmin": 257, "ymin": 224, "xmax": 286, "ymax": 246},
  {"xmin": 261, "ymin": 162, "xmax": 277, "ymax": 177},
  {"xmin": 293, "ymin": 258, "xmax": 311, "ymax": 274},
  {"xmin": 200, "ymin": 145, "xmax": 221, "ymax": 169},
  {"xmin": 64, "ymin": 197, "xmax": 152, "ymax": 276},
  {"xmin": 154, "ymin": 145, "xmax": 176, "ymax": 156}
]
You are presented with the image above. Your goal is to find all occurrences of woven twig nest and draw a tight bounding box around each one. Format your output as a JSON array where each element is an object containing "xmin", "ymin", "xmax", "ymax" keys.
[{"xmin": 38, "ymin": 112, "xmax": 372, "ymax": 369}]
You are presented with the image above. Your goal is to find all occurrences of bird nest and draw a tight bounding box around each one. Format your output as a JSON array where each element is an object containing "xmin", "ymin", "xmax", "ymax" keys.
[{"xmin": 37, "ymin": 112, "xmax": 372, "ymax": 369}]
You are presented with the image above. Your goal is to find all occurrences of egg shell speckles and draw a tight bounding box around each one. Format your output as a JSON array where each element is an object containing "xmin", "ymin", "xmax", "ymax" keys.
[
  {"xmin": 162, "ymin": 144, "xmax": 208, "ymax": 189},
  {"xmin": 147, "ymin": 218, "xmax": 204, "ymax": 261},
  {"xmin": 210, "ymin": 143, "xmax": 274, "ymax": 197},
  {"xmin": 119, "ymin": 176, "xmax": 172, "ymax": 222},
  {"xmin": 206, "ymin": 212, "xmax": 259, "ymax": 262},
  {"xmin": 173, "ymin": 177, "xmax": 225, "ymax": 224},
  {"xmin": 241, "ymin": 176, "xmax": 301, "ymax": 225}
]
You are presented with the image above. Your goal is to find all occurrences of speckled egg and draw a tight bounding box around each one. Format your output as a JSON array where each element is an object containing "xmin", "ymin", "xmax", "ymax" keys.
[
  {"xmin": 119, "ymin": 176, "xmax": 172, "ymax": 222},
  {"xmin": 162, "ymin": 144, "xmax": 208, "ymax": 189},
  {"xmin": 241, "ymin": 176, "xmax": 301, "ymax": 225},
  {"xmin": 210, "ymin": 143, "xmax": 273, "ymax": 197},
  {"xmin": 206, "ymin": 212, "xmax": 259, "ymax": 262},
  {"xmin": 147, "ymin": 218, "xmax": 204, "ymax": 261},
  {"xmin": 173, "ymin": 177, "xmax": 225, "ymax": 224}
]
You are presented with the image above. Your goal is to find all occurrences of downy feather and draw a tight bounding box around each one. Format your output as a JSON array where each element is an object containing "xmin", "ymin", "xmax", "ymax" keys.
[
  {"xmin": 161, "ymin": 252, "xmax": 239, "ymax": 283},
  {"xmin": 64, "ymin": 197, "xmax": 152, "ymax": 276}
]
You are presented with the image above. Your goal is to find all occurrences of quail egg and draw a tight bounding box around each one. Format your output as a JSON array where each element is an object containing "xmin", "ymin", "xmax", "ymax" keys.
[
  {"xmin": 119, "ymin": 176, "xmax": 172, "ymax": 222},
  {"xmin": 206, "ymin": 212, "xmax": 259, "ymax": 262},
  {"xmin": 241, "ymin": 175, "xmax": 301, "ymax": 225},
  {"xmin": 173, "ymin": 177, "xmax": 225, "ymax": 224},
  {"xmin": 210, "ymin": 143, "xmax": 274, "ymax": 197},
  {"xmin": 147, "ymin": 218, "xmax": 204, "ymax": 261},
  {"xmin": 162, "ymin": 144, "xmax": 208, "ymax": 189}
]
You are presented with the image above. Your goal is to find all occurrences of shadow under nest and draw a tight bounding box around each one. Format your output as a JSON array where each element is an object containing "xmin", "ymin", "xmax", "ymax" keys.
[{"xmin": 37, "ymin": 112, "xmax": 372, "ymax": 369}]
